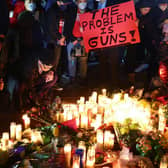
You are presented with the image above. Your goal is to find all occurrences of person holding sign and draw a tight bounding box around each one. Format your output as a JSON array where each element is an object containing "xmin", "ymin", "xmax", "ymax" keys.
[
  {"xmin": 92, "ymin": 0, "xmax": 128, "ymax": 89},
  {"xmin": 66, "ymin": 0, "xmax": 90, "ymax": 85}
]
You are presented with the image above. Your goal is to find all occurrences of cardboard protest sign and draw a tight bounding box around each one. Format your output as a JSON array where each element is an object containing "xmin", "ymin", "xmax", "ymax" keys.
[{"xmin": 79, "ymin": 0, "xmax": 140, "ymax": 52}]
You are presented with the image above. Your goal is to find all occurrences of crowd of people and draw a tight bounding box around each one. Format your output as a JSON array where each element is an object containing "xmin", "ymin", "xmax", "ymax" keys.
[{"xmin": 0, "ymin": 0, "xmax": 168, "ymax": 111}]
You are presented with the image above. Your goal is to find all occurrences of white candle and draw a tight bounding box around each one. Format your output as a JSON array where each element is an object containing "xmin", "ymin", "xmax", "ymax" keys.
[
  {"xmin": 22, "ymin": 114, "xmax": 30, "ymax": 129},
  {"xmin": 2, "ymin": 132, "xmax": 9, "ymax": 150},
  {"xmin": 94, "ymin": 114, "xmax": 102, "ymax": 130},
  {"xmin": 86, "ymin": 146, "xmax": 95, "ymax": 168},
  {"xmin": 64, "ymin": 143, "xmax": 72, "ymax": 168},
  {"xmin": 102, "ymin": 89, "xmax": 107, "ymax": 96},
  {"xmin": 81, "ymin": 114, "xmax": 88, "ymax": 129},
  {"xmin": 72, "ymin": 154, "xmax": 80, "ymax": 168},
  {"xmin": 10, "ymin": 122, "xmax": 16, "ymax": 140},
  {"xmin": 16, "ymin": 124, "xmax": 22, "ymax": 141},
  {"xmin": 92, "ymin": 92, "xmax": 97, "ymax": 103},
  {"xmin": 160, "ymin": 155, "xmax": 167, "ymax": 168},
  {"xmin": 159, "ymin": 106, "xmax": 166, "ymax": 133},
  {"xmin": 96, "ymin": 129, "xmax": 103, "ymax": 150},
  {"xmin": 104, "ymin": 131, "xmax": 114, "ymax": 149},
  {"xmin": 80, "ymin": 97, "xmax": 85, "ymax": 104}
]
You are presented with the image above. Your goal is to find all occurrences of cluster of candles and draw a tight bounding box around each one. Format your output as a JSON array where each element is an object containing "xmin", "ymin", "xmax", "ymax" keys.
[
  {"xmin": 0, "ymin": 122, "xmax": 23, "ymax": 151},
  {"xmin": 57, "ymin": 89, "xmax": 154, "ymax": 132},
  {"xmin": 0, "ymin": 114, "xmax": 43, "ymax": 151},
  {"xmin": 64, "ymin": 142, "xmax": 96, "ymax": 168}
]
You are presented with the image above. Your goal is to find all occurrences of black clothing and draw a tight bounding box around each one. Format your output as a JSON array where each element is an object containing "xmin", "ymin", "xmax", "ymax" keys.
[
  {"xmin": 46, "ymin": 2, "xmax": 77, "ymax": 43},
  {"xmin": 0, "ymin": 0, "xmax": 9, "ymax": 36}
]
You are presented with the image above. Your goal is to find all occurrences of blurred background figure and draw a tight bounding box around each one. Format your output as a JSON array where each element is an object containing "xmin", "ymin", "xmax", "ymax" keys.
[{"xmin": 66, "ymin": 0, "xmax": 90, "ymax": 86}]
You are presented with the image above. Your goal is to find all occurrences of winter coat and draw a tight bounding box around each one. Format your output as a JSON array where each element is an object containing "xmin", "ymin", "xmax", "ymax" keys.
[
  {"xmin": 0, "ymin": 0, "xmax": 9, "ymax": 36},
  {"xmin": 46, "ymin": 2, "xmax": 77, "ymax": 43}
]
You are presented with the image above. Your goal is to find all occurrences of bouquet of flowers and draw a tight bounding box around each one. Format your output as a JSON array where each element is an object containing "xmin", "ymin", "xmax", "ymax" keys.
[{"xmin": 136, "ymin": 130, "xmax": 168, "ymax": 167}]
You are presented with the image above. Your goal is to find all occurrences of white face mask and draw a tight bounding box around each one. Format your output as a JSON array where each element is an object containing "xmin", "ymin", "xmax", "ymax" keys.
[
  {"xmin": 159, "ymin": 4, "xmax": 168, "ymax": 11},
  {"xmin": 25, "ymin": 2, "xmax": 36, "ymax": 12},
  {"xmin": 78, "ymin": 2, "xmax": 87, "ymax": 10},
  {"xmin": 41, "ymin": 0, "xmax": 47, "ymax": 8}
]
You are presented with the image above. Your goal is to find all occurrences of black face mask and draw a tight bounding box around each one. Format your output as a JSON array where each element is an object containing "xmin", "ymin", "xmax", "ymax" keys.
[{"xmin": 59, "ymin": 5, "xmax": 67, "ymax": 11}]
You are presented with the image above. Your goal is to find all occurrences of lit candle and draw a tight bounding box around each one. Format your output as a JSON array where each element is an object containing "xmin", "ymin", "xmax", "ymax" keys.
[
  {"xmin": 72, "ymin": 154, "xmax": 80, "ymax": 168},
  {"xmin": 102, "ymin": 89, "xmax": 107, "ymax": 96},
  {"xmin": 86, "ymin": 146, "xmax": 95, "ymax": 168},
  {"xmin": 2, "ymin": 132, "xmax": 9, "ymax": 151},
  {"xmin": 92, "ymin": 92, "xmax": 97, "ymax": 103},
  {"xmin": 104, "ymin": 131, "xmax": 114, "ymax": 149},
  {"xmin": 159, "ymin": 106, "xmax": 166, "ymax": 133},
  {"xmin": 64, "ymin": 143, "xmax": 72, "ymax": 168},
  {"xmin": 96, "ymin": 129, "xmax": 103, "ymax": 150},
  {"xmin": 94, "ymin": 114, "xmax": 102, "ymax": 130},
  {"xmin": 80, "ymin": 97, "xmax": 85, "ymax": 104},
  {"xmin": 16, "ymin": 124, "xmax": 22, "ymax": 141},
  {"xmin": 160, "ymin": 155, "xmax": 167, "ymax": 168},
  {"xmin": 78, "ymin": 141, "xmax": 86, "ymax": 166},
  {"xmin": 8, "ymin": 140, "xmax": 14, "ymax": 149},
  {"xmin": 22, "ymin": 114, "xmax": 30, "ymax": 129},
  {"xmin": 81, "ymin": 114, "xmax": 88, "ymax": 129},
  {"xmin": 10, "ymin": 122, "xmax": 16, "ymax": 140},
  {"xmin": 31, "ymin": 131, "xmax": 43, "ymax": 144}
]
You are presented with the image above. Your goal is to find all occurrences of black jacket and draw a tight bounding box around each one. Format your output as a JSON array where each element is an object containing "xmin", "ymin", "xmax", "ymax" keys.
[
  {"xmin": 46, "ymin": 2, "xmax": 77, "ymax": 43},
  {"xmin": 0, "ymin": 0, "xmax": 9, "ymax": 36}
]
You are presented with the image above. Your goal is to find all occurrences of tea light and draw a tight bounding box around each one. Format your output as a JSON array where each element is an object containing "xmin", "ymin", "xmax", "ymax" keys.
[
  {"xmin": 22, "ymin": 114, "xmax": 30, "ymax": 129},
  {"xmin": 10, "ymin": 122, "xmax": 16, "ymax": 140},
  {"xmin": 16, "ymin": 124, "xmax": 22, "ymax": 141},
  {"xmin": 64, "ymin": 143, "xmax": 72, "ymax": 168}
]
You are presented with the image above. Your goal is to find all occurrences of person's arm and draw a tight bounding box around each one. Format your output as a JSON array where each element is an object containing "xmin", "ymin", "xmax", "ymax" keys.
[{"xmin": 47, "ymin": 6, "xmax": 62, "ymax": 42}]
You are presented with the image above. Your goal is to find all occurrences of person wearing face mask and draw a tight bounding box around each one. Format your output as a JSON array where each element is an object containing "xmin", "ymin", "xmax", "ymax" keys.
[
  {"xmin": 6, "ymin": 0, "xmax": 47, "ymax": 109},
  {"xmin": 125, "ymin": 0, "xmax": 160, "ymax": 90},
  {"xmin": 25, "ymin": 0, "xmax": 37, "ymax": 12},
  {"xmin": 151, "ymin": 0, "xmax": 168, "ymax": 40},
  {"xmin": 65, "ymin": 0, "xmax": 90, "ymax": 85},
  {"xmin": 46, "ymin": 0, "xmax": 76, "ymax": 84}
]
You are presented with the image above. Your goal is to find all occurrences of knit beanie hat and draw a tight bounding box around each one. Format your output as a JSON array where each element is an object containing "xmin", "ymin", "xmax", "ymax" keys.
[{"xmin": 137, "ymin": 0, "xmax": 154, "ymax": 8}]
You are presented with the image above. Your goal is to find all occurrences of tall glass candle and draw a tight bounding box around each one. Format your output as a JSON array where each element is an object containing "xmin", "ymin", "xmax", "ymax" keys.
[
  {"xmin": 64, "ymin": 143, "xmax": 72, "ymax": 168},
  {"xmin": 86, "ymin": 146, "xmax": 95, "ymax": 168},
  {"xmin": 81, "ymin": 114, "xmax": 88, "ymax": 129},
  {"xmin": 72, "ymin": 154, "xmax": 80, "ymax": 168},
  {"xmin": 10, "ymin": 122, "xmax": 16, "ymax": 140},
  {"xmin": 96, "ymin": 129, "xmax": 103, "ymax": 150},
  {"xmin": 16, "ymin": 124, "xmax": 22, "ymax": 141},
  {"xmin": 2, "ymin": 132, "xmax": 9, "ymax": 150},
  {"xmin": 104, "ymin": 131, "xmax": 114, "ymax": 149},
  {"xmin": 22, "ymin": 114, "xmax": 30, "ymax": 129}
]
